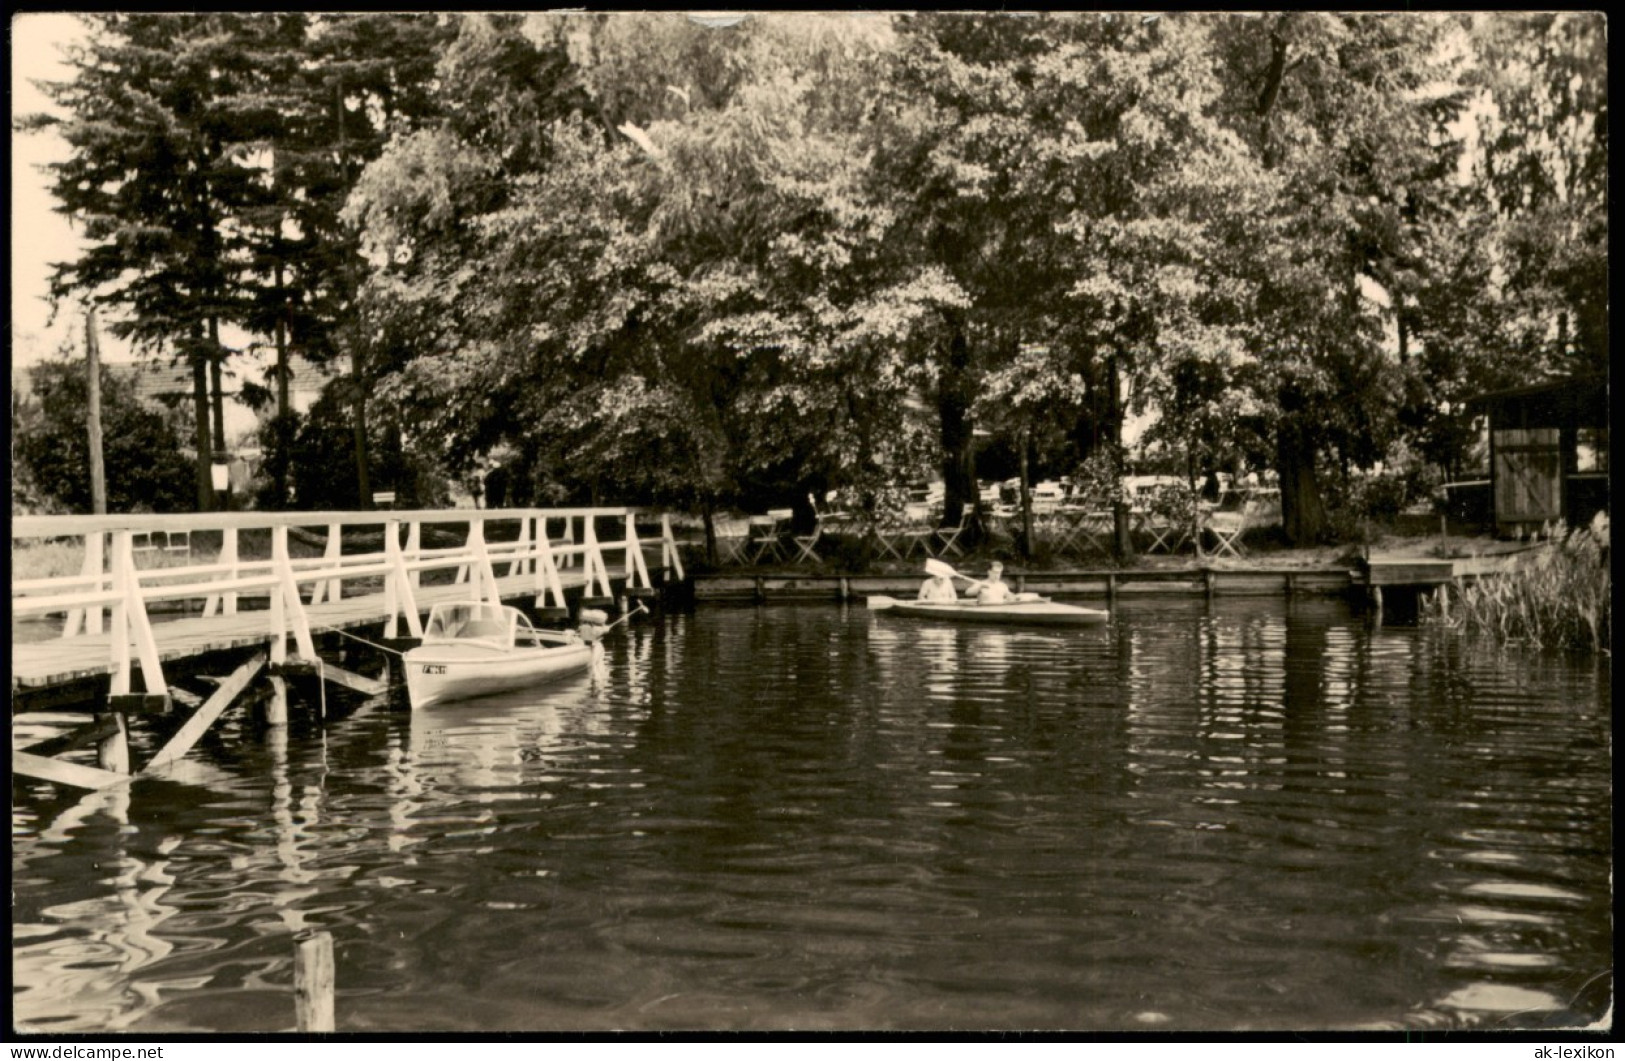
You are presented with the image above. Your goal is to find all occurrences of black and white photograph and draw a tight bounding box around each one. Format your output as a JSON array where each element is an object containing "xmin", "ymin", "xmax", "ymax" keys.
[{"xmin": 10, "ymin": 10, "xmax": 1611, "ymax": 1043}]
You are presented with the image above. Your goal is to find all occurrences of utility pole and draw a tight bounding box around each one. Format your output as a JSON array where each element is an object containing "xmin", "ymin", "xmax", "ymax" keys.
[{"xmin": 86, "ymin": 308, "xmax": 107, "ymax": 514}]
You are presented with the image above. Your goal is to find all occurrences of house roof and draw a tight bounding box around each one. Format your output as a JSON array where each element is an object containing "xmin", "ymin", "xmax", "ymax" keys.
[
  {"xmin": 106, "ymin": 360, "xmax": 233, "ymax": 404},
  {"xmin": 255, "ymin": 353, "xmax": 339, "ymax": 397}
]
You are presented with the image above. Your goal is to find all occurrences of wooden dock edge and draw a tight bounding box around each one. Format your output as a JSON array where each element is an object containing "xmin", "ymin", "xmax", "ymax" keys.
[{"xmin": 690, "ymin": 568, "xmax": 1357, "ymax": 602}]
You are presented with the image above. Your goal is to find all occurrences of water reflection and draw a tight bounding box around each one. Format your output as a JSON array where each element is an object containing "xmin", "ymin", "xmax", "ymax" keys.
[{"xmin": 12, "ymin": 601, "xmax": 1612, "ymax": 1032}]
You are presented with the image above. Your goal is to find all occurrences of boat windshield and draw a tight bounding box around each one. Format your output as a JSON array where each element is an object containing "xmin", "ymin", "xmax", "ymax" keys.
[{"xmin": 423, "ymin": 602, "xmax": 514, "ymax": 648}]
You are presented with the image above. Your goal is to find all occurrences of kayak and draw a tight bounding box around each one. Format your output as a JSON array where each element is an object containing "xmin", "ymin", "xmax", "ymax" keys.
[
  {"xmin": 403, "ymin": 601, "xmax": 601, "ymax": 710},
  {"xmin": 869, "ymin": 595, "xmax": 1108, "ymax": 627}
]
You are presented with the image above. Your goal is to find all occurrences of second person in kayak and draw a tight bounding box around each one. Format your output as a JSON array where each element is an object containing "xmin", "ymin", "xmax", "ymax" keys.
[{"xmin": 977, "ymin": 561, "xmax": 1012, "ymax": 604}]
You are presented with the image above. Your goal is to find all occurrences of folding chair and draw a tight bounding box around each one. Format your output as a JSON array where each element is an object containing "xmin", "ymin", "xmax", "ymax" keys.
[
  {"xmin": 1140, "ymin": 514, "xmax": 1177, "ymax": 554},
  {"xmin": 714, "ymin": 519, "xmax": 750, "ymax": 565},
  {"xmin": 792, "ymin": 521, "xmax": 823, "ymax": 564},
  {"xmin": 1064, "ymin": 510, "xmax": 1114, "ymax": 559},
  {"xmin": 934, "ymin": 508, "xmax": 971, "ymax": 558},
  {"xmin": 1204, "ymin": 503, "xmax": 1248, "ymax": 559}
]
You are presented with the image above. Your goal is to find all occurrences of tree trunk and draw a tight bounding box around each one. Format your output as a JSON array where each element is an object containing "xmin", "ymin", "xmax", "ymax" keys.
[
  {"xmin": 937, "ymin": 322, "xmax": 980, "ymax": 543},
  {"xmin": 1276, "ymin": 413, "xmax": 1328, "ymax": 545},
  {"xmin": 701, "ymin": 499, "xmax": 718, "ymax": 567},
  {"xmin": 351, "ymin": 341, "xmax": 371, "ymax": 508},
  {"xmin": 1108, "ymin": 353, "xmax": 1133, "ymax": 559},
  {"xmin": 190, "ymin": 337, "xmax": 214, "ymax": 512},
  {"xmin": 208, "ymin": 318, "xmax": 227, "ymax": 454},
  {"xmin": 1018, "ymin": 426, "xmax": 1033, "ymax": 560},
  {"xmin": 274, "ymin": 265, "xmax": 291, "ymax": 508},
  {"xmin": 85, "ymin": 309, "xmax": 106, "ymax": 515},
  {"xmin": 208, "ymin": 318, "xmax": 229, "ymax": 509}
]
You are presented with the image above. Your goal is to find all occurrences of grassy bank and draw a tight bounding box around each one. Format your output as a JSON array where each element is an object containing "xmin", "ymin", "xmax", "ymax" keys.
[{"xmin": 1422, "ymin": 514, "xmax": 1611, "ymax": 653}]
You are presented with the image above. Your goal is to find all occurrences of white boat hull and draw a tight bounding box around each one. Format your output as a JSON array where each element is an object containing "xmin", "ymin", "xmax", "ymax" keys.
[{"xmin": 403, "ymin": 641, "xmax": 595, "ymax": 710}]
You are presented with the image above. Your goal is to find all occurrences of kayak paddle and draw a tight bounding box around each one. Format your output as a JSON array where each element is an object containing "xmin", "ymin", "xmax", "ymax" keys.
[{"xmin": 924, "ymin": 558, "xmax": 987, "ymax": 588}]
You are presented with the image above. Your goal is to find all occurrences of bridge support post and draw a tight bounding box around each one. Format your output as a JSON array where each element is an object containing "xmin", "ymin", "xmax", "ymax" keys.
[
  {"xmin": 270, "ymin": 525, "xmax": 317, "ymax": 664},
  {"xmin": 532, "ymin": 531, "xmax": 569, "ymax": 616},
  {"xmin": 581, "ymin": 519, "xmax": 616, "ymax": 603},
  {"xmin": 511, "ymin": 517, "xmax": 532, "ymax": 577},
  {"xmin": 384, "ymin": 520, "xmax": 422, "ymax": 639},
  {"xmin": 65, "ymin": 531, "xmax": 106, "ymax": 637},
  {"xmin": 204, "ymin": 527, "xmax": 240, "ymax": 617},
  {"xmin": 309, "ymin": 523, "xmax": 342, "ymax": 605},
  {"xmin": 661, "ymin": 514, "xmax": 686, "ymax": 581},
  {"xmin": 558, "ymin": 517, "xmax": 575, "ymax": 569},
  {"xmin": 406, "ymin": 521, "xmax": 422, "ymax": 590},
  {"xmin": 624, "ymin": 514, "xmax": 653, "ymax": 590},
  {"xmin": 467, "ymin": 520, "xmax": 501, "ymax": 606},
  {"xmin": 108, "ymin": 530, "xmax": 167, "ymax": 700}
]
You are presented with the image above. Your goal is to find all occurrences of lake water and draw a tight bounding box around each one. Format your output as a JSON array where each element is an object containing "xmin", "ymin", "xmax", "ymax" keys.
[{"xmin": 11, "ymin": 599, "xmax": 1612, "ymax": 1033}]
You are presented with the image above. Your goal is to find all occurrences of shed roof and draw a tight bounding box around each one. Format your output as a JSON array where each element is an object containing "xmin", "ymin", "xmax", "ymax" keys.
[{"xmin": 1466, "ymin": 373, "xmax": 1608, "ymax": 426}]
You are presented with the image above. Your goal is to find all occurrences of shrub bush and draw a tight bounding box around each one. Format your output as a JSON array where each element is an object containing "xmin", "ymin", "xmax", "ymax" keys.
[{"xmin": 1422, "ymin": 513, "xmax": 1610, "ymax": 653}]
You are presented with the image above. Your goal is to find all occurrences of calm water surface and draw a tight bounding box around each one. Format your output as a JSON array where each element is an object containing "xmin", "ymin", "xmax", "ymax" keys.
[{"xmin": 11, "ymin": 599, "xmax": 1612, "ymax": 1032}]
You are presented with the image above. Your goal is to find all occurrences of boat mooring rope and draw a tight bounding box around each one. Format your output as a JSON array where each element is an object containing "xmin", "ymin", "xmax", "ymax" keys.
[{"xmin": 317, "ymin": 625, "xmax": 406, "ymax": 657}]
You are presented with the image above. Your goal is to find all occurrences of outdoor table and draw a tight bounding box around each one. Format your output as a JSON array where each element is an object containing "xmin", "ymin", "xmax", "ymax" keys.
[
  {"xmin": 747, "ymin": 513, "xmax": 790, "ymax": 564},
  {"xmin": 872, "ymin": 521, "xmax": 934, "ymax": 561},
  {"xmin": 1051, "ymin": 506, "xmax": 1114, "ymax": 558}
]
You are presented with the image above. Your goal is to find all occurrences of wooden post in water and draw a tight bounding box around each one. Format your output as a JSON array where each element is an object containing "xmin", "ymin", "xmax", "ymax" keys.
[
  {"xmin": 95, "ymin": 710, "xmax": 129, "ymax": 774},
  {"xmin": 266, "ymin": 676, "xmax": 289, "ymax": 727},
  {"xmin": 293, "ymin": 929, "xmax": 335, "ymax": 1032}
]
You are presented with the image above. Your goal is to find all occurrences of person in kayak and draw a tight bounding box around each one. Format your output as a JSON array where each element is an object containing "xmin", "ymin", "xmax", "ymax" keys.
[
  {"xmin": 977, "ymin": 561, "xmax": 1012, "ymax": 604},
  {"xmin": 918, "ymin": 570, "xmax": 959, "ymax": 603}
]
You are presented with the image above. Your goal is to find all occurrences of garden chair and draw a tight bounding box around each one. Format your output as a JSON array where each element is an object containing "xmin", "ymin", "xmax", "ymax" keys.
[
  {"xmin": 713, "ymin": 517, "xmax": 751, "ymax": 564},
  {"xmin": 1203, "ymin": 495, "xmax": 1257, "ymax": 559},
  {"xmin": 792, "ymin": 518, "xmax": 823, "ymax": 564},
  {"xmin": 933, "ymin": 506, "xmax": 972, "ymax": 558}
]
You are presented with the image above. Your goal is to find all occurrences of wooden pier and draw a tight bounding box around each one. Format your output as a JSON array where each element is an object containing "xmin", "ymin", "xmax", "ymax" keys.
[
  {"xmin": 690, "ymin": 566, "xmax": 1359, "ymax": 603},
  {"xmin": 12, "ymin": 507, "xmax": 686, "ymax": 789}
]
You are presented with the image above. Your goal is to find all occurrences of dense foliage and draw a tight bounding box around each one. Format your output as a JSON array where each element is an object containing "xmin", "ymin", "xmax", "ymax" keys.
[
  {"xmin": 20, "ymin": 12, "xmax": 1607, "ymax": 545},
  {"xmin": 13, "ymin": 357, "xmax": 195, "ymax": 514}
]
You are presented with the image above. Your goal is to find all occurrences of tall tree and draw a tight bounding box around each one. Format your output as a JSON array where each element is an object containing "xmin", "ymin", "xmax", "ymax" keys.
[
  {"xmin": 1209, "ymin": 12, "xmax": 1468, "ymax": 543},
  {"xmin": 1466, "ymin": 12, "xmax": 1607, "ymax": 380},
  {"xmin": 19, "ymin": 14, "xmax": 282, "ymax": 509},
  {"xmin": 347, "ymin": 13, "xmax": 942, "ymax": 548}
]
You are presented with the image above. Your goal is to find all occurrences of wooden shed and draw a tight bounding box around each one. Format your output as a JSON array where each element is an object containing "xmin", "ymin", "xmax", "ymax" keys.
[{"xmin": 1468, "ymin": 374, "xmax": 1609, "ymax": 536}]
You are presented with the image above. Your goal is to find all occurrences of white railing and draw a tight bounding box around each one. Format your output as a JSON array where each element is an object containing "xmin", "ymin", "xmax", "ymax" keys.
[{"xmin": 12, "ymin": 508, "xmax": 685, "ymax": 696}]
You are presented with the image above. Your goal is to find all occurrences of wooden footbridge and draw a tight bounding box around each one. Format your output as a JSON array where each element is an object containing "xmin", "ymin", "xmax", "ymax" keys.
[{"xmin": 12, "ymin": 507, "xmax": 687, "ymax": 791}]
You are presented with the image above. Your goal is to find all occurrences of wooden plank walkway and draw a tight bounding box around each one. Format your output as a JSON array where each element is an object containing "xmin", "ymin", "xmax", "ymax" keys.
[
  {"xmin": 11, "ymin": 569, "xmax": 615, "ymax": 692},
  {"xmin": 1366, "ymin": 549, "xmax": 1534, "ymax": 587}
]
